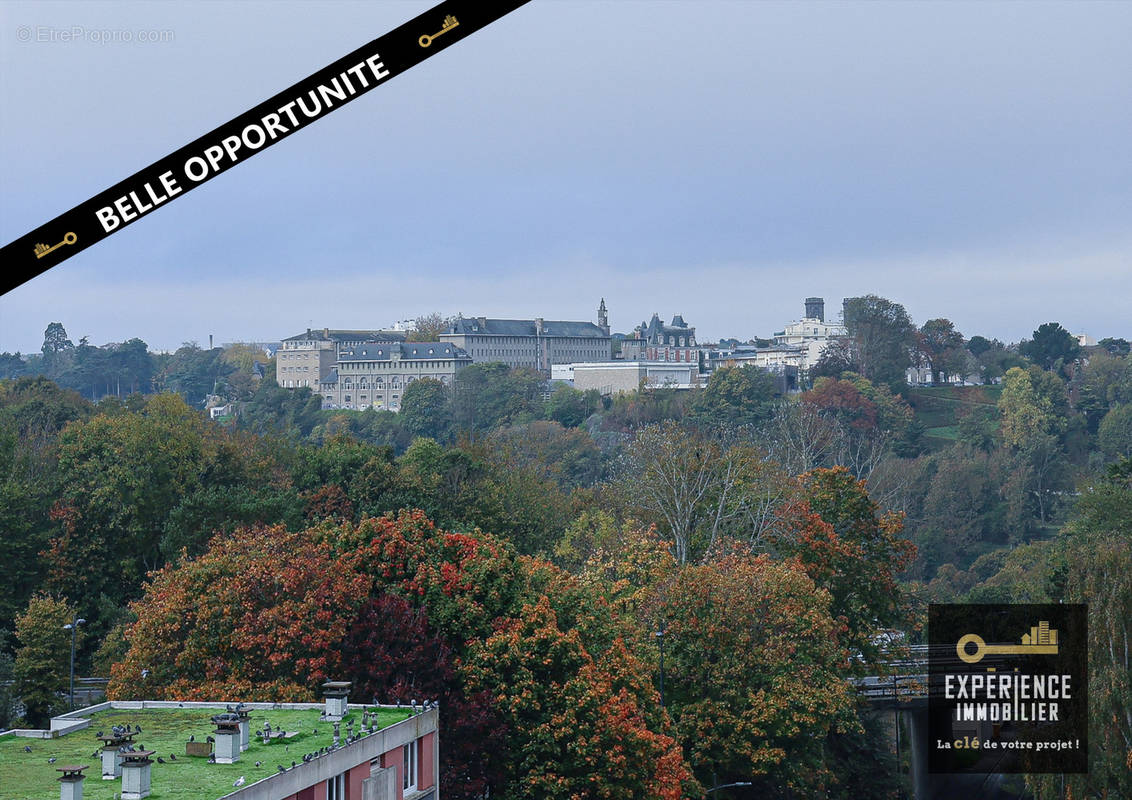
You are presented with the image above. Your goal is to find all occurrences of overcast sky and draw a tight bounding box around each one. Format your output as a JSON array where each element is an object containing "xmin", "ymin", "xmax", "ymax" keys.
[{"xmin": 2, "ymin": 0, "xmax": 1129, "ymax": 354}]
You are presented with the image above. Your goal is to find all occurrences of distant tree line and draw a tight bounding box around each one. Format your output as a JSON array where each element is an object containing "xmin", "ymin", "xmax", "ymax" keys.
[{"xmin": 1, "ymin": 322, "xmax": 265, "ymax": 407}]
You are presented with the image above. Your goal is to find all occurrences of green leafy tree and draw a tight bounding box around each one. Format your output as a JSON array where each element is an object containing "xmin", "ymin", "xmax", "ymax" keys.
[
  {"xmin": 810, "ymin": 338, "xmax": 857, "ymax": 380},
  {"xmin": 0, "ymin": 378, "xmax": 93, "ymax": 642},
  {"xmin": 44, "ymin": 393, "xmax": 281, "ymax": 635},
  {"xmin": 1098, "ymin": 404, "xmax": 1132, "ymax": 458},
  {"xmin": 916, "ymin": 318, "xmax": 966, "ymax": 384},
  {"xmin": 159, "ymin": 483, "xmax": 305, "ymax": 560},
  {"xmin": 842, "ymin": 295, "xmax": 915, "ymax": 391},
  {"xmin": 41, "ymin": 323, "xmax": 74, "ymax": 356},
  {"xmin": 14, "ymin": 594, "xmax": 76, "ymax": 726},
  {"xmin": 915, "ymin": 447, "xmax": 1000, "ymax": 569},
  {"xmin": 454, "ymin": 437, "xmax": 577, "ymax": 556},
  {"xmin": 451, "ymin": 363, "xmax": 544, "ymax": 433},
  {"xmin": 40, "ymin": 323, "xmax": 75, "ymax": 378},
  {"xmin": 240, "ymin": 379, "xmax": 326, "ymax": 438},
  {"xmin": 997, "ymin": 365, "xmax": 1070, "ymax": 449},
  {"xmin": 0, "ymin": 353, "xmax": 28, "ymax": 380},
  {"xmin": 488, "ymin": 420, "xmax": 602, "ymax": 489},
  {"xmin": 1097, "ymin": 336, "xmax": 1130, "ymax": 356},
  {"xmin": 1022, "ymin": 462, "xmax": 1132, "ymax": 799},
  {"xmin": 956, "ymin": 405, "xmax": 998, "ymax": 452},
  {"xmin": 544, "ymin": 384, "xmax": 596, "ymax": 428},
  {"xmin": 59, "ymin": 337, "xmax": 155, "ymax": 400},
  {"xmin": 688, "ymin": 364, "xmax": 778, "ymax": 428},
  {"xmin": 1076, "ymin": 352, "xmax": 1132, "ymax": 432},
  {"xmin": 971, "ymin": 338, "xmax": 1025, "ymax": 384},
  {"xmin": 1020, "ymin": 322, "xmax": 1081, "ymax": 371},
  {"xmin": 966, "ymin": 335, "xmax": 994, "ymax": 357},
  {"xmin": 159, "ymin": 343, "xmax": 235, "ymax": 406},
  {"xmin": 0, "ymin": 633, "xmax": 15, "ymax": 728},
  {"xmin": 399, "ymin": 377, "xmax": 452, "ymax": 442}
]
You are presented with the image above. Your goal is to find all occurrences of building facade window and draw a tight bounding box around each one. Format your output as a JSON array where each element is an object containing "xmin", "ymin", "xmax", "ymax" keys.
[
  {"xmin": 327, "ymin": 771, "xmax": 346, "ymax": 800},
  {"xmin": 403, "ymin": 739, "xmax": 418, "ymax": 792}
]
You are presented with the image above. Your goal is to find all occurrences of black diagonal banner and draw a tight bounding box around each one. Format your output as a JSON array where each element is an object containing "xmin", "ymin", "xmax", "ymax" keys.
[{"xmin": 0, "ymin": 0, "xmax": 530, "ymax": 296}]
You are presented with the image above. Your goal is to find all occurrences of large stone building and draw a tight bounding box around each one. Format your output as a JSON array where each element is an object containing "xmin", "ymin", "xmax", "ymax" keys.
[
  {"xmin": 319, "ymin": 341, "xmax": 471, "ymax": 411},
  {"xmin": 625, "ymin": 313, "xmax": 698, "ymax": 363},
  {"xmin": 770, "ymin": 297, "xmax": 847, "ymax": 368},
  {"xmin": 278, "ymin": 328, "xmax": 406, "ymax": 389},
  {"xmin": 439, "ymin": 305, "xmax": 612, "ymax": 373}
]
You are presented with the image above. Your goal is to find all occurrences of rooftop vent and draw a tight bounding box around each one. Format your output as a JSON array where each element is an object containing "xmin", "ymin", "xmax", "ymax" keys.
[
  {"xmin": 322, "ymin": 681, "xmax": 352, "ymax": 721},
  {"xmin": 56, "ymin": 765, "xmax": 88, "ymax": 800}
]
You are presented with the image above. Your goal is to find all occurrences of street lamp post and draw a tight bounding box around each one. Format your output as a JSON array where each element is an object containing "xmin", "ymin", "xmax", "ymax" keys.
[
  {"xmin": 654, "ymin": 620, "xmax": 667, "ymax": 708},
  {"xmin": 705, "ymin": 782, "xmax": 753, "ymax": 797},
  {"xmin": 62, "ymin": 617, "xmax": 85, "ymax": 711}
]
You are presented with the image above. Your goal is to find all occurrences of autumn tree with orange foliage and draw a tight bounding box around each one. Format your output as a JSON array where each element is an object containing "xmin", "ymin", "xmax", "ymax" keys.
[
  {"xmin": 108, "ymin": 525, "xmax": 367, "ymax": 701},
  {"xmin": 658, "ymin": 555, "xmax": 856, "ymax": 797},
  {"xmin": 463, "ymin": 596, "xmax": 689, "ymax": 800},
  {"xmin": 770, "ymin": 466, "xmax": 916, "ymax": 665},
  {"xmin": 116, "ymin": 510, "xmax": 690, "ymax": 800}
]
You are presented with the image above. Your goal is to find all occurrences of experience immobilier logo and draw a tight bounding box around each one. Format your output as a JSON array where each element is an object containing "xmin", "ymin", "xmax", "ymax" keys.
[{"xmin": 928, "ymin": 604, "xmax": 1088, "ymax": 774}]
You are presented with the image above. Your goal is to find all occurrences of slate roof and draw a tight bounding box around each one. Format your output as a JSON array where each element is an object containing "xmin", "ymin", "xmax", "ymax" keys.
[
  {"xmin": 445, "ymin": 318, "xmax": 608, "ymax": 338},
  {"xmin": 641, "ymin": 313, "xmax": 696, "ymax": 342},
  {"xmin": 283, "ymin": 329, "xmax": 406, "ymax": 343},
  {"xmin": 336, "ymin": 342, "xmax": 470, "ymax": 362}
]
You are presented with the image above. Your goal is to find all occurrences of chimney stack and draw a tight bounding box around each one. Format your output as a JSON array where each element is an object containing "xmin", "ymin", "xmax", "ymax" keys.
[
  {"xmin": 322, "ymin": 681, "xmax": 352, "ymax": 721},
  {"xmin": 119, "ymin": 750, "xmax": 154, "ymax": 799},
  {"xmin": 57, "ymin": 765, "xmax": 88, "ymax": 800},
  {"xmin": 210, "ymin": 714, "xmax": 241, "ymax": 764}
]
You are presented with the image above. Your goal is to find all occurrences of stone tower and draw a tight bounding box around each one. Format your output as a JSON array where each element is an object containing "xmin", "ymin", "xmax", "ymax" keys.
[
  {"xmin": 804, "ymin": 297, "xmax": 825, "ymax": 322},
  {"xmin": 597, "ymin": 298, "xmax": 610, "ymax": 335}
]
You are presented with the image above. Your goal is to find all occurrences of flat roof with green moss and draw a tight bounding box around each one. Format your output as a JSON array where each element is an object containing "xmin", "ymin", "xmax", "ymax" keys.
[{"xmin": 0, "ymin": 704, "xmax": 412, "ymax": 800}]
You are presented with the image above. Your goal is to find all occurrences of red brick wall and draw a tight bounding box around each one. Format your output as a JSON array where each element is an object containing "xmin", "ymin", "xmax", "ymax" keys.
[{"xmin": 417, "ymin": 733, "xmax": 434, "ymax": 791}]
